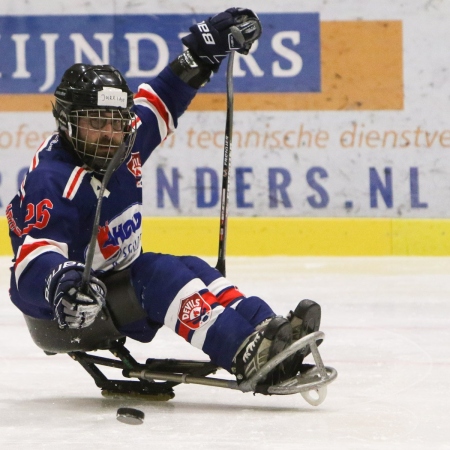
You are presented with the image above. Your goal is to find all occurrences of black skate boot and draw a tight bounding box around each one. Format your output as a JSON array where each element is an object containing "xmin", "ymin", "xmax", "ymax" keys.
[
  {"xmin": 231, "ymin": 316, "xmax": 292, "ymax": 387},
  {"xmin": 285, "ymin": 299, "xmax": 322, "ymax": 377}
]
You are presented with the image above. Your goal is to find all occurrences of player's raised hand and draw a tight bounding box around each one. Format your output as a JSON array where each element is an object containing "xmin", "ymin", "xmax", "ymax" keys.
[
  {"xmin": 182, "ymin": 7, "xmax": 262, "ymax": 71},
  {"xmin": 45, "ymin": 261, "xmax": 106, "ymax": 329}
]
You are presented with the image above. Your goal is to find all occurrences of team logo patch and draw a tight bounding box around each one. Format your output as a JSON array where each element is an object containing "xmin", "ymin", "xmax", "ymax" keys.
[
  {"xmin": 126, "ymin": 152, "xmax": 142, "ymax": 187},
  {"xmin": 178, "ymin": 293, "xmax": 212, "ymax": 330}
]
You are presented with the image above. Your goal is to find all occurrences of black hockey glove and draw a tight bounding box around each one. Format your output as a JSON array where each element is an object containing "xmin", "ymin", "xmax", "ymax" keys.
[
  {"xmin": 181, "ymin": 7, "xmax": 262, "ymax": 72},
  {"xmin": 45, "ymin": 261, "xmax": 106, "ymax": 330}
]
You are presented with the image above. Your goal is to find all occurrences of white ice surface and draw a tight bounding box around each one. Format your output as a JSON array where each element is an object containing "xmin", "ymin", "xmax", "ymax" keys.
[{"xmin": 1, "ymin": 256, "xmax": 449, "ymax": 450}]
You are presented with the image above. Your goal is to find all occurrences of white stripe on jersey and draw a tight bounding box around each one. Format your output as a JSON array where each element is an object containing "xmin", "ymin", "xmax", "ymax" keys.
[
  {"xmin": 30, "ymin": 135, "xmax": 53, "ymax": 170},
  {"xmin": 15, "ymin": 236, "xmax": 68, "ymax": 285},
  {"xmin": 190, "ymin": 304, "xmax": 225, "ymax": 350},
  {"xmin": 208, "ymin": 277, "xmax": 235, "ymax": 296},
  {"xmin": 63, "ymin": 166, "xmax": 89, "ymax": 200},
  {"xmin": 19, "ymin": 135, "xmax": 55, "ymax": 202},
  {"xmin": 163, "ymin": 278, "xmax": 226, "ymax": 350},
  {"xmin": 164, "ymin": 278, "xmax": 206, "ymax": 329},
  {"xmin": 134, "ymin": 83, "xmax": 175, "ymax": 140}
]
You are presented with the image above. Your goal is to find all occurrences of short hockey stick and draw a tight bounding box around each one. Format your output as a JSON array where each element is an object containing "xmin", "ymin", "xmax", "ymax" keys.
[
  {"xmin": 215, "ymin": 51, "xmax": 235, "ymax": 277},
  {"xmin": 81, "ymin": 143, "xmax": 127, "ymax": 293}
]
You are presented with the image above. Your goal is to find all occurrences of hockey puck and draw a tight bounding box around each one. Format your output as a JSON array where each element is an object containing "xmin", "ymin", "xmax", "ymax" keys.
[{"xmin": 116, "ymin": 407, "xmax": 145, "ymax": 425}]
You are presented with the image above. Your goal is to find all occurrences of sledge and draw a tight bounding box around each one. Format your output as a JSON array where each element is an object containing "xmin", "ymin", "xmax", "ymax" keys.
[
  {"xmin": 23, "ymin": 307, "xmax": 337, "ymax": 406},
  {"xmin": 22, "ymin": 52, "xmax": 337, "ymax": 407}
]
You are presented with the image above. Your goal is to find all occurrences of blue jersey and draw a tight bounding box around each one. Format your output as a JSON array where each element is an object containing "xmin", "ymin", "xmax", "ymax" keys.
[
  {"xmin": 6, "ymin": 67, "xmax": 197, "ymax": 319},
  {"xmin": 6, "ymin": 65, "xmax": 276, "ymax": 373}
]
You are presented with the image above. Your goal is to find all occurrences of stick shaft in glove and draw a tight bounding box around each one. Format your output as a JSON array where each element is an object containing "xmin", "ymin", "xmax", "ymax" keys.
[
  {"xmin": 216, "ymin": 52, "xmax": 235, "ymax": 277},
  {"xmin": 81, "ymin": 143, "xmax": 127, "ymax": 293}
]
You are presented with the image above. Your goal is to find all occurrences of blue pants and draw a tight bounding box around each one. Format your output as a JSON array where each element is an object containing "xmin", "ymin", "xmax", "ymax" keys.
[{"xmin": 121, "ymin": 253, "xmax": 275, "ymax": 371}]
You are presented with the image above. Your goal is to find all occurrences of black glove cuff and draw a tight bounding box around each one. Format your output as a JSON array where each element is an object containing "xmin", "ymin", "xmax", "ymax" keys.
[{"xmin": 169, "ymin": 50, "xmax": 213, "ymax": 89}]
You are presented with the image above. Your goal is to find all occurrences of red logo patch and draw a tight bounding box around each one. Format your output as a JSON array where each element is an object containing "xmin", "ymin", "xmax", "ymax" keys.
[
  {"xmin": 97, "ymin": 221, "xmax": 120, "ymax": 259},
  {"xmin": 178, "ymin": 293, "xmax": 212, "ymax": 330},
  {"xmin": 126, "ymin": 152, "xmax": 142, "ymax": 187}
]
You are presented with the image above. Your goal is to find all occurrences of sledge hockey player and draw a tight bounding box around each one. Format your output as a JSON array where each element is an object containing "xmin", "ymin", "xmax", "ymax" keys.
[{"xmin": 6, "ymin": 8, "xmax": 321, "ymax": 390}]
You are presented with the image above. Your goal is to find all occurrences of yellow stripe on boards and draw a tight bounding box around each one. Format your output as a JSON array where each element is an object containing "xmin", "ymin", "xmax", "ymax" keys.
[
  {"xmin": 138, "ymin": 217, "xmax": 450, "ymax": 256},
  {"xmin": 2, "ymin": 217, "xmax": 449, "ymax": 257},
  {"xmin": 0, "ymin": 218, "xmax": 12, "ymax": 257},
  {"xmin": 139, "ymin": 217, "xmax": 392, "ymax": 256}
]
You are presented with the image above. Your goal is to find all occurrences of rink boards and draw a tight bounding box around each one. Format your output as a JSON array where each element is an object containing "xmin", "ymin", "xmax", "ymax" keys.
[{"xmin": 0, "ymin": 4, "xmax": 449, "ymax": 256}]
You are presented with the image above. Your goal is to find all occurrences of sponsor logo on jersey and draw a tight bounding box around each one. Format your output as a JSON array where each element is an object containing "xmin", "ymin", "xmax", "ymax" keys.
[
  {"xmin": 126, "ymin": 152, "xmax": 142, "ymax": 187},
  {"xmin": 95, "ymin": 207, "xmax": 142, "ymax": 268},
  {"xmin": 178, "ymin": 293, "xmax": 212, "ymax": 330},
  {"xmin": 97, "ymin": 221, "xmax": 121, "ymax": 259}
]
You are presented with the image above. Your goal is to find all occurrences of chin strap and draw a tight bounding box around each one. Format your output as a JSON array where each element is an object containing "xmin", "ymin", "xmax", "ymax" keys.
[{"xmin": 169, "ymin": 49, "xmax": 214, "ymax": 89}]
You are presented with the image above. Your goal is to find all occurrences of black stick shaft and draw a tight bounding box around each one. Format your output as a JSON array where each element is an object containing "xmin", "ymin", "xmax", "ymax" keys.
[
  {"xmin": 216, "ymin": 53, "xmax": 235, "ymax": 277},
  {"xmin": 81, "ymin": 143, "xmax": 126, "ymax": 293}
]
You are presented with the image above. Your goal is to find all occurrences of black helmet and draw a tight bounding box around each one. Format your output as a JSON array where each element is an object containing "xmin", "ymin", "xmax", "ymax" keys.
[{"xmin": 53, "ymin": 64, "xmax": 137, "ymax": 173}]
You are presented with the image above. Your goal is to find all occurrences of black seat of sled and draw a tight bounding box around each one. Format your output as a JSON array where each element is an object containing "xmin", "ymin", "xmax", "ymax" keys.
[
  {"xmin": 22, "ymin": 270, "xmax": 187, "ymax": 399},
  {"xmin": 22, "ymin": 270, "xmax": 218, "ymax": 400},
  {"xmin": 23, "ymin": 312, "xmax": 124, "ymax": 353},
  {"xmin": 24, "ymin": 311, "xmax": 186, "ymax": 400},
  {"xmin": 23, "ymin": 269, "xmax": 145, "ymax": 354}
]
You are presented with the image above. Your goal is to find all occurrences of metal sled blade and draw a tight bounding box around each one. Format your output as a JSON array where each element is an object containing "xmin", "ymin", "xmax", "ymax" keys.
[
  {"xmin": 238, "ymin": 331, "xmax": 337, "ymax": 405},
  {"xmin": 127, "ymin": 331, "xmax": 337, "ymax": 406},
  {"xmin": 239, "ymin": 331, "xmax": 334, "ymax": 391},
  {"xmin": 127, "ymin": 368, "xmax": 240, "ymax": 390},
  {"xmin": 266, "ymin": 365, "xmax": 337, "ymax": 406},
  {"xmin": 267, "ymin": 364, "xmax": 338, "ymax": 395}
]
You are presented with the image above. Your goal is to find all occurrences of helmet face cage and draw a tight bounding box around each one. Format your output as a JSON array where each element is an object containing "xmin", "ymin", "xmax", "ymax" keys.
[
  {"xmin": 53, "ymin": 64, "xmax": 137, "ymax": 173},
  {"xmin": 67, "ymin": 108, "xmax": 137, "ymax": 173}
]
